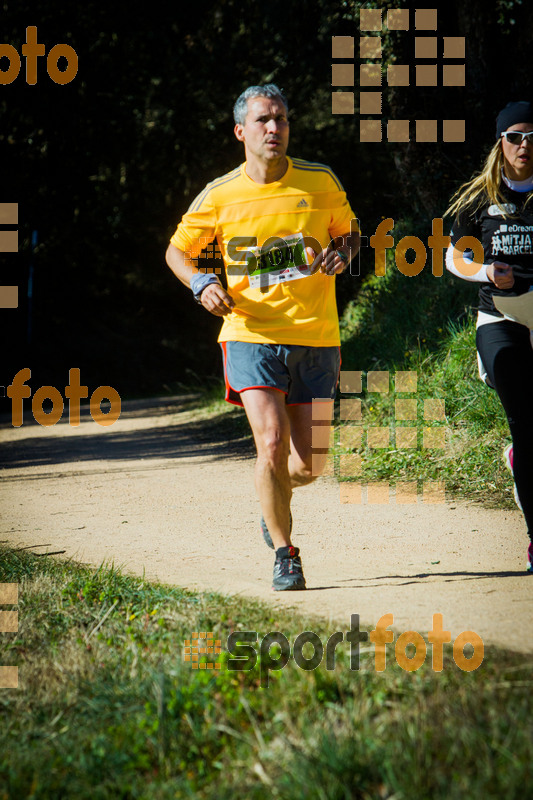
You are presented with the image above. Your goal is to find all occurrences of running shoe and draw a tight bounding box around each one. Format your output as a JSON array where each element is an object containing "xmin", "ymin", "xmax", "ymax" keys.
[
  {"xmin": 503, "ymin": 444, "xmax": 523, "ymax": 511},
  {"xmin": 272, "ymin": 545, "xmax": 306, "ymax": 591},
  {"xmin": 527, "ymin": 542, "xmax": 533, "ymax": 574},
  {"xmin": 260, "ymin": 510, "xmax": 292, "ymax": 550}
]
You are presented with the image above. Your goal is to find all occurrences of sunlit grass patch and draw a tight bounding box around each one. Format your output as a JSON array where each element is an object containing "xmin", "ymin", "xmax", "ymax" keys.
[{"xmin": 1, "ymin": 548, "xmax": 532, "ymax": 798}]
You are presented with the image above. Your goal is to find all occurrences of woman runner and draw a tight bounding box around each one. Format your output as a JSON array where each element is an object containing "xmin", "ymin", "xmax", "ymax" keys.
[{"xmin": 446, "ymin": 100, "xmax": 533, "ymax": 574}]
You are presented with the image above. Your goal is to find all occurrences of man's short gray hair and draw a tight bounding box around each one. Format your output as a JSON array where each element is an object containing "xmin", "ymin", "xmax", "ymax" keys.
[{"xmin": 233, "ymin": 83, "xmax": 288, "ymax": 125}]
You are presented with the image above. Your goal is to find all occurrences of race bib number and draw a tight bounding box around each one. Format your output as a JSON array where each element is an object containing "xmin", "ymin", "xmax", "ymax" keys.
[{"xmin": 245, "ymin": 233, "xmax": 312, "ymax": 289}]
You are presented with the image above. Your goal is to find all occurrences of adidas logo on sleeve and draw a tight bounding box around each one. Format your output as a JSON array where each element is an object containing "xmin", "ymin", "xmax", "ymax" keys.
[{"xmin": 297, "ymin": 198, "xmax": 309, "ymax": 207}]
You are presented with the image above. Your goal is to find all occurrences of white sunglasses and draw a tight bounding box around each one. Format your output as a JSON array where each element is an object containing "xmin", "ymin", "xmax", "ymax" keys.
[{"xmin": 501, "ymin": 130, "xmax": 533, "ymax": 145}]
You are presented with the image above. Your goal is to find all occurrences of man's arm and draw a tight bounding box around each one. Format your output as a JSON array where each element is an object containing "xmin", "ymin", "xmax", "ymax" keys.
[
  {"xmin": 332, "ymin": 231, "xmax": 360, "ymax": 270},
  {"xmin": 306, "ymin": 231, "xmax": 360, "ymax": 276},
  {"xmin": 165, "ymin": 243, "xmax": 235, "ymax": 316}
]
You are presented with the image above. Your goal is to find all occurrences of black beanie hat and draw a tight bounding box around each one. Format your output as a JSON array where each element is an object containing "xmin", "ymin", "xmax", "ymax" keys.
[{"xmin": 496, "ymin": 101, "xmax": 533, "ymax": 139}]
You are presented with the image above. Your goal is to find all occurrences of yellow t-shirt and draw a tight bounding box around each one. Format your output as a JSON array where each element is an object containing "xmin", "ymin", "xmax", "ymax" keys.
[{"xmin": 170, "ymin": 156, "xmax": 357, "ymax": 345}]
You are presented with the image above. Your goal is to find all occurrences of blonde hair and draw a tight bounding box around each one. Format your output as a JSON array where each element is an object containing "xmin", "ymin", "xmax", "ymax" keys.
[{"xmin": 446, "ymin": 139, "xmax": 533, "ymax": 219}]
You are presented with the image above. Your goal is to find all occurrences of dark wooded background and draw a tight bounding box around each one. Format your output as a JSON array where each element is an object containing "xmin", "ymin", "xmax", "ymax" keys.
[{"xmin": 1, "ymin": 0, "xmax": 531, "ymax": 397}]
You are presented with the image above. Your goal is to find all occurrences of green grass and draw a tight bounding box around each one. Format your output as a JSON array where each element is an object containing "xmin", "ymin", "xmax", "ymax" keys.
[
  {"xmin": 1, "ymin": 548, "xmax": 532, "ymax": 798},
  {"xmin": 335, "ymin": 259, "xmax": 515, "ymax": 508}
]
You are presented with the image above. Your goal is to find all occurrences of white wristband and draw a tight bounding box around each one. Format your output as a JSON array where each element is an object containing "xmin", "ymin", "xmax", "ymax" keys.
[
  {"xmin": 445, "ymin": 244, "xmax": 490, "ymax": 283},
  {"xmin": 190, "ymin": 272, "xmax": 221, "ymax": 301}
]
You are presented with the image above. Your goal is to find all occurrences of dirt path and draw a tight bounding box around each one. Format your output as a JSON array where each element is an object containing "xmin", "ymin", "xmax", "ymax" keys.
[{"xmin": 1, "ymin": 396, "xmax": 530, "ymax": 655}]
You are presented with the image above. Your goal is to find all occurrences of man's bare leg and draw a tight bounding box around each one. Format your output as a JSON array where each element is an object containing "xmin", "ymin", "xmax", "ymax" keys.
[
  {"xmin": 240, "ymin": 391, "xmax": 334, "ymax": 549},
  {"xmin": 240, "ymin": 388, "xmax": 293, "ymax": 550},
  {"xmin": 287, "ymin": 400, "xmax": 334, "ymax": 486}
]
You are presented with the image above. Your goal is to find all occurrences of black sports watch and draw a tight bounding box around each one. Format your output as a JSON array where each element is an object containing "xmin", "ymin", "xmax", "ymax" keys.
[
  {"xmin": 336, "ymin": 249, "xmax": 349, "ymax": 265},
  {"xmin": 194, "ymin": 286, "xmax": 209, "ymax": 305}
]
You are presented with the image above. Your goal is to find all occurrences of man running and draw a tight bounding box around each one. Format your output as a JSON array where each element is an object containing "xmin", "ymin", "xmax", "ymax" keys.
[{"xmin": 165, "ymin": 83, "xmax": 359, "ymax": 590}]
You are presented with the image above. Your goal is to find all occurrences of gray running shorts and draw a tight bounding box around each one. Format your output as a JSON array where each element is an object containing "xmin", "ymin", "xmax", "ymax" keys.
[{"xmin": 220, "ymin": 341, "xmax": 341, "ymax": 406}]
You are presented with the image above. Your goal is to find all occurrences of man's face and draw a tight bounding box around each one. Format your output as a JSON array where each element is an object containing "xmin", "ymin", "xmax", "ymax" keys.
[{"xmin": 234, "ymin": 95, "xmax": 289, "ymax": 163}]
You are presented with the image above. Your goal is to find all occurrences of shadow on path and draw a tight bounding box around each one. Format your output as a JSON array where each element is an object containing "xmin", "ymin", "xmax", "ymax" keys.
[
  {"xmin": 307, "ymin": 569, "xmax": 527, "ymax": 590},
  {"xmin": 0, "ymin": 394, "xmax": 254, "ymax": 471}
]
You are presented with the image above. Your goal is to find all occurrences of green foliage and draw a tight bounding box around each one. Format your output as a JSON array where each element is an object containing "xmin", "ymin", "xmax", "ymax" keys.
[
  {"xmin": 337, "ymin": 250, "xmax": 513, "ymax": 506},
  {"xmin": 0, "ymin": 547, "xmax": 532, "ymax": 798},
  {"xmin": 496, "ymin": 0, "xmax": 524, "ymax": 30}
]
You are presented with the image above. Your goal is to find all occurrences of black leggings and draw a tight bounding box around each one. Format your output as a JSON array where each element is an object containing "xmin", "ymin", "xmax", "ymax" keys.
[{"xmin": 476, "ymin": 320, "xmax": 533, "ymax": 540}]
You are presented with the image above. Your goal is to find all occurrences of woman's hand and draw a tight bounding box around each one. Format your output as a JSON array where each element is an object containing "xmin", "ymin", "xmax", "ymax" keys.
[{"xmin": 487, "ymin": 261, "xmax": 515, "ymax": 289}]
